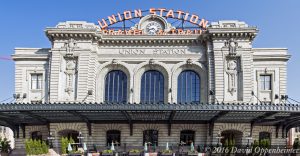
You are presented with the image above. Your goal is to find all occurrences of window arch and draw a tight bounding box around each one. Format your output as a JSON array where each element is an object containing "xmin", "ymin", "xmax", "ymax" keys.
[
  {"xmin": 177, "ymin": 70, "xmax": 200, "ymax": 103},
  {"xmin": 105, "ymin": 70, "xmax": 127, "ymax": 103},
  {"xmin": 107, "ymin": 130, "xmax": 121, "ymax": 146},
  {"xmin": 141, "ymin": 70, "xmax": 164, "ymax": 103}
]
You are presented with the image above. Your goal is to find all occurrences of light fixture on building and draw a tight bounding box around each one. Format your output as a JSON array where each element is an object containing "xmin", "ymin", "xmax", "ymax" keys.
[
  {"xmin": 281, "ymin": 95, "xmax": 288, "ymax": 100},
  {"xmin": 77, "ymin": 131, "xmax": 84, "ymax": 147},
  {"xmin": 244, "ymin": 132, "xmax": 252, "ymax": 148},
  {"xmin": 209, "ymin": 90, "xmax": 215, "ymax": 95},
  {"xmin": 87, "ymin": 90, "xmax": 93, "ymax": 95},
  {"xmin": 22, "ymin": 93, "xmax": 27, "ymax": 99},
  {"xmin": 13, "ymin": 93, "xmax": 20, "ymax": 99},
  {"xmin": 47, "ymin": 132, "xmax": 55, "ymax": 148},
  {"xmin": 216, "ymin": 131, "xmax": 223, "ymax": 147}
]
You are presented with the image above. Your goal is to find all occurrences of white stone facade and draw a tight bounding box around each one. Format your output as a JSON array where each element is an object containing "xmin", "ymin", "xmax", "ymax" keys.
[{"xmin": 11, "ymin": 18, "xmax": 290, "ymax": 151}]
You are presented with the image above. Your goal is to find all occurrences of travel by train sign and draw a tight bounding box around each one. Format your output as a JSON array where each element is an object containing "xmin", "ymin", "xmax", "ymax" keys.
[{"xmin": 97, "ymin": 8, "xmax": 209, "ymax": 35}]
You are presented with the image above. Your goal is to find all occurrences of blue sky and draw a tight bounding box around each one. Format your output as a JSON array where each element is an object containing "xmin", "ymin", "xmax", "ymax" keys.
[{"xmin": 0, "ymin": 0, "xmax": 299, "ymax": 103}]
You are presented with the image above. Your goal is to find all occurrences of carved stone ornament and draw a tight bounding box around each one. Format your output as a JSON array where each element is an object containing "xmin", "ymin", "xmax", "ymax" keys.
[
  {"xmin": 226, "ymin": 60, "xmax": 237, "ymax": 95},
  {"xmin": 186, "ymin": 58, "xmax": 193, "ymax": 65},
  {"xmin": 64, "ymin": 59, "xmax": 77, "ymax": 95},
  {"xmin": 225, "ymin": 38, "xmax": 238, "ymax": 56},
  {"xmin": 149, "ymin": 59, "xmax": 155, "ymax": 65},
  {"xmin": 64, "ymin": 38, "xmax": 78, "ymax": 56},
  {"xmin": 112, "ymin": 59, "xmax": 118, "ymax": 64}
]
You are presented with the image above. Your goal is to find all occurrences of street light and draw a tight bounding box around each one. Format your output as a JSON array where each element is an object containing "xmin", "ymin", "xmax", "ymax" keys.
[
  {"xmin": 244, "ymin": 132, "xmax": 253, "ymax": 148},
  {"xmin": 47, "ymin": 132, "xmax": 55, "ymax": 148},
  {"xmin": 77, "ymin": 131, "xmax": 84, "ymax": 148},
  {"xmin": 215, "ymin": 131, "xmax": 224, "ymax": 147}
]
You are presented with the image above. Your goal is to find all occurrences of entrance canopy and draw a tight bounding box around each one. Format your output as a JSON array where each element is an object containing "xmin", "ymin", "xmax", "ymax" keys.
[{"xmin": 0, "ymin": 102, "xmax": 299, "ymax": 137}]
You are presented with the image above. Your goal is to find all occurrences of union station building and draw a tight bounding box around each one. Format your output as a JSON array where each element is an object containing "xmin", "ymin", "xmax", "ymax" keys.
[{"xmin": 0, "ymin": 9, "xmax": 297, "ymax": 154}]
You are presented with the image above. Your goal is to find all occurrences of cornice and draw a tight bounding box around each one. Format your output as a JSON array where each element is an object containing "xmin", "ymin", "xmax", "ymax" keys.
[
  {"xmin": 11, "ymin": 54, "xmax": 49, "ymax": 61},
  {"xmin": 207, "ymin": 27, "xmax": 258, "ymax": 41},
  {"xmin": 253, "ymin": 55, "xmax": 291, "ymax": 61},
  {"xmin": 45, "ymin": 28, "xmax": 99, "ymax": 41}
]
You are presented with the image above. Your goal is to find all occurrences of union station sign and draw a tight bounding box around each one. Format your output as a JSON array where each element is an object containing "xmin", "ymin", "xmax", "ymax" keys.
[{"xmin": 97, "ymin": 8, "xmax": 209, "ymax": 35}]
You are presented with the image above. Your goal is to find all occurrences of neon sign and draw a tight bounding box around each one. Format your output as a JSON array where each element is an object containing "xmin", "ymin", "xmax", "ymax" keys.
[{"xmin": 98, "ymin": 8, "xmax": 209, "ymax": 30}]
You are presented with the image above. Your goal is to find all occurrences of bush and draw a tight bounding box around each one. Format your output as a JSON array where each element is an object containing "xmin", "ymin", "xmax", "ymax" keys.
[
  {"xmin": 259, "ymin": 139, "xmax": 271, "ymax": 149},
  {"xmin": 293, "ymin": 138, "xmax": 300, "ymax": 149},
  {"xmin": 61, "ymin": 136, "xmax": 75, "ymax": 154},
  {"xmin": 0, "ymin": 137, "xmax": 11, "ymax": 153},
  {"xmin": 25, "ymin": 139, "xmax": 49, "ymax": 155},
  {"xmin": 102, "ymin": 149, "xmax": 113, "ymax": 154},
  {"xmin": 129, "ymin": 149, "xmax": 141, "ymax": 153}
]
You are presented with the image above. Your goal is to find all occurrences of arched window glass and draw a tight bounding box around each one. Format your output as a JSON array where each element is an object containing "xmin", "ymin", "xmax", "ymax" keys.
[
  {"xmin": 105, "ymin": 70, "xmax": 127, "ymax": 103},
  {"xmin": 143, "ymin": 130, "xmax": 158, "ymax": 146},
  {"xmin": 107, "ymin": 130, "xmax": 121, "ymax": 146},
  {"xmin": 177, "ymin": 70, "xmax": 200, "ymax": 103},
  {"xmin": 180, "ymin": 130, "xmax": 195, "ymax": 146},
  {"xmin": 141, "ymin": 70, "xmax": 164, "ymax": 103}
]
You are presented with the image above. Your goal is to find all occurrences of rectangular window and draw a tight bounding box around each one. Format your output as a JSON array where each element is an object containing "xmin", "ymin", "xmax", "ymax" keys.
[
  {"xmin": 180, "ymin": 130, "xmax": 195, "ymax": 146},
  {"xmin": 31, "ymin": 74, "xmax": 43, "ymax": 89},
  {"xmin": 260, "ymin": 75, "xmax": 271, "ymax": 90}
]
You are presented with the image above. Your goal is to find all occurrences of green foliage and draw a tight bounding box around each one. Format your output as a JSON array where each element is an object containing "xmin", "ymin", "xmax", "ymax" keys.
[
  {"xmin": 253, "ymin": 140, "xmax": 259, "ymax": 148},
  {"xmin": 0, "ymin": 137, "xmax": 11, "ymax": 153},
  {"xmin": 129, "ymin": 149, "xmax": 141, "ymax": 153},
  {"xmin": 293, "ymin": 138, "xmax": 300, "ymax": 149},
  {"xmin": 223, "ymin": 137, "xmax": 235, "ymax": 154},
  {"xmin": 224, "ymin": 139, "xmax": 228, "ymax": 147},
  {"xmin": 25, "ymin": 139, "xmax": 49, "ymax": 155},
  {"xmin": 259, "ymin": 139, "xmax": 271, "ymax": 149},
  {"xmin": 102, "ymin": 149, "xmax": 113, "ymax": 154},
  {"xmin": 60, "ymin": 136, "xmax": 75, "ymax": 154},
  {"xmin": 161, "ymin": 149, "xmax": 172, "ymax": 154}
]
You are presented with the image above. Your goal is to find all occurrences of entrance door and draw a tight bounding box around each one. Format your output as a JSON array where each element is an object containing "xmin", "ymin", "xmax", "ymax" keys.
[{"xmin": 143, "ymin": 130, "xmax": 158, "ymax": 146}]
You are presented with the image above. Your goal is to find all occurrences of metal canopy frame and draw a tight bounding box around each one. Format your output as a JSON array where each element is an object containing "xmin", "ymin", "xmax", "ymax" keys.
[{"xmin": 1, "ymin": 102, "xmax": 300, "ymax": 138}]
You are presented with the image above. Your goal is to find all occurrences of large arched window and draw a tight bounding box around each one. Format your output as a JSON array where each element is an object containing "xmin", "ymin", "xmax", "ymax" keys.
[
  {"xmin": 177, "ymin": 70, "xmax": 200, "ymax": 103},
  {"xmin": 141, "ymin": 70, "xmax": 164, "ymax": 103},
  {"xmin": 105, "ymin": 70, "xmax": 127, "ymax": 103}
]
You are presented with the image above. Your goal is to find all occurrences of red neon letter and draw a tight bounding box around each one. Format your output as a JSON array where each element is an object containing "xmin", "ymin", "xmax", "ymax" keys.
[
  {"xmin": 134, "ymin": 9, "xmax": 142, "ymax": 18},
  {"xmin": 149, "ymin": 8, "xmax": 156, "ymax": 15},
  {"xmin": 124, "ymin": 11, "xmax": 132, "ymax": 20},
  {"xmin": 98, "ymin": 19, "xmax": 108, "ymax": 29},
  {"xmin": 166, "ymin": 9, "xmax": 174, "ymax": 18},
  {"xmin": 199, "ymin": 19, "xmax": 209, "ymax": 29},
  {"xmin": 117, "ymin": 13, "xmax": 123, "ymax": 21},
  {"xmin": 158, "ymin": 8, "xmax": 166, "ymax": 17},
  {"xmin": 108, "ymin": 15, "xmax": 117, "ymax": 25},
  {"xmin": 190, "ymin": 14, "xmax": 199, "ymax": 24}
]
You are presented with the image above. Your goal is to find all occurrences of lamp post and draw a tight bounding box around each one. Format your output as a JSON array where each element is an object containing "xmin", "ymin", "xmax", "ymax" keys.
[
  {"xmin": 47, "ymin": 132, "xmax": 55, "ymax": 148},
  {"xmin": 77, "ymin": 131, "xmax": 84, "ymax": 148},
  {"xmin": 244, "ymin": 133, "xmax": 253, "ymax": 148},
  {"xmin": 215, "ymin": 131, "xmax": 223, "ymax": 147},
  {"xmin": 286, "ymin": 137, "xmax": 289, "ymax": 149}
]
